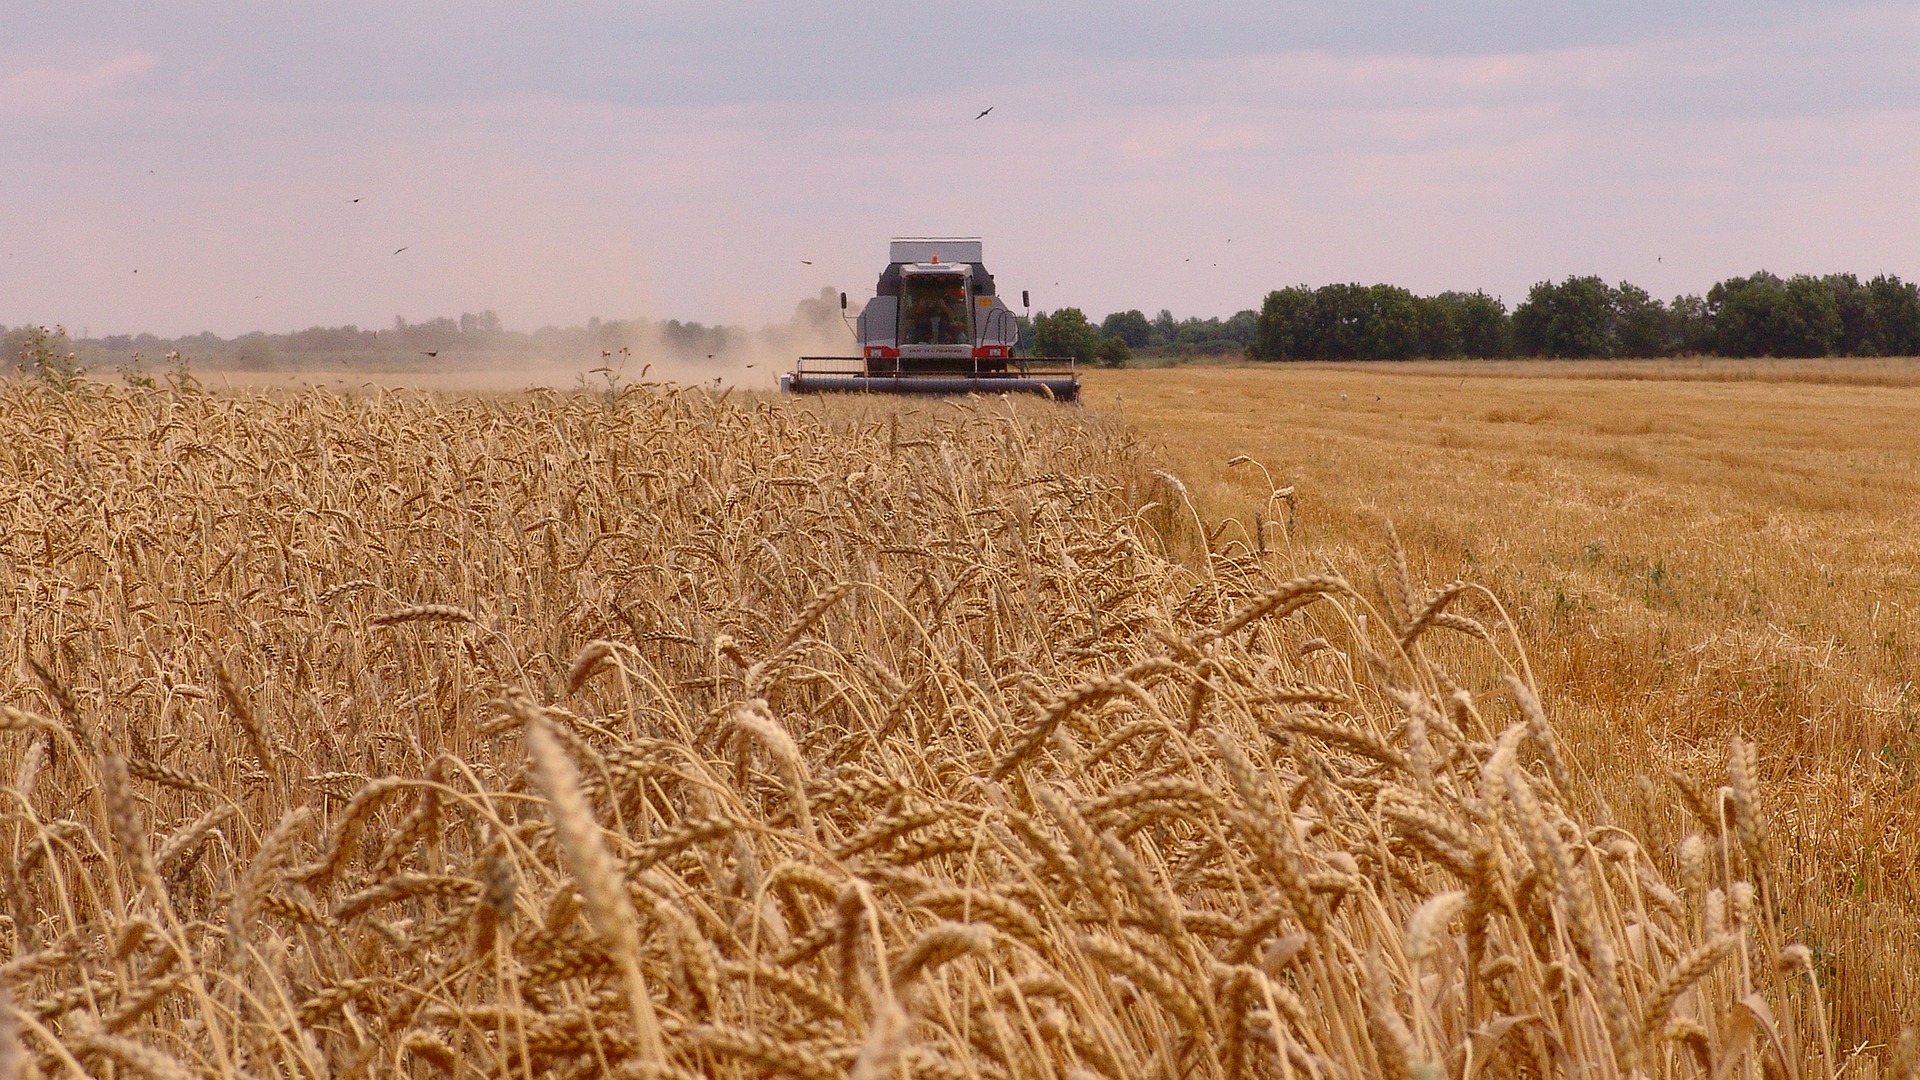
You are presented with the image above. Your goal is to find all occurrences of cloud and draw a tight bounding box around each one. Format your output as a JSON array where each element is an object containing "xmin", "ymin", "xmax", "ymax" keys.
[{"xmin": 0, "ymin": 51, "xmax": 156, "ymax": 114}]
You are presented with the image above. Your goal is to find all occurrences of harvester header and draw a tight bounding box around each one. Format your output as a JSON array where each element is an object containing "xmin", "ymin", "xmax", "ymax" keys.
[{"xmin": 781, "ymin": 237, "xmax": 1079, "ymax": 401}]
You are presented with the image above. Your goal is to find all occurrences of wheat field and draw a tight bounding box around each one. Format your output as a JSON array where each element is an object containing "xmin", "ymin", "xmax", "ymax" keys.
[
  {"xmin": 0, "ymin": 376, "xmax": 1885, "ymax": 1079},
  {"xmin": 1096, "ymin": 359, "xmax": 1920, "ymax": 1056}
]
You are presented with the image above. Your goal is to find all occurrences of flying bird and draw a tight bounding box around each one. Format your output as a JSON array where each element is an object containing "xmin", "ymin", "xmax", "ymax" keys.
[
  {"xmin": 975, "ymin": 107, "xmax": 994, "ymax": 120},
  {"xmin": 800, "ymin": 260, "xmax": 813, "ymax": 265},
  {"xmin": 393, "ymin": 246, "xmax": 409, "ymax": 255},
  {"xmin": 420, "ymin": 350, "xmax": 438, "ymax": 357},
  {"xmin": 348, "ymin": 198, "xmax": 361, "ymax": 203}
]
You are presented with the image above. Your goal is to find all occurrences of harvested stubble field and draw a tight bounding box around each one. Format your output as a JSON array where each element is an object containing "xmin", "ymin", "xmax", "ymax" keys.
[
  {"xmin": 0, "ymin": 376, "xmax": 1882, "ymax": 1080},
  {"xmin": 1094, "ymin": 358, "xmax": 1920, "ymax": 1054}
]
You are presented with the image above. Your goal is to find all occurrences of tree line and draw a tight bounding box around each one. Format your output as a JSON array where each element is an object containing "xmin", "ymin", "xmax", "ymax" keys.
[
  {"xmin": 1031, "ymin": 270, "xmax": 1920, "ymax": 364},
  {"xmin": 1030, "ymin": 308, "xmax": 1260, "ymax": 366},
  {"xmin": 1250, "ymin": 272, "xmax": 1920, "ymax": 361}
]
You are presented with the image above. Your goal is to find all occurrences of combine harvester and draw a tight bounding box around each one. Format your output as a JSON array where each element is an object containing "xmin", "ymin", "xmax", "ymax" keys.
[{"xmin": 781, "ymin": 238, "xmax": 1079, "ymax": 401}]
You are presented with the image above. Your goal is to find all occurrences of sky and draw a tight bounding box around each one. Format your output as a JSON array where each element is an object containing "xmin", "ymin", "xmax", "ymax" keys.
[{"xmin": 3, "ymin": 2, "xmax": 1918, "ymax": 337}]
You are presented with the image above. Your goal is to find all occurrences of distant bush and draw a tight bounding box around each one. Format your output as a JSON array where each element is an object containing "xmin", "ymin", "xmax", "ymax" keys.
[
  {"xmin": 1099, "ymin": 309, "xmax": 1153, "ymax": 349},
  {"xmin": 1252, "ymin": 284, "xmax": 1510, "ymax": 360},
  {"xmin": 1033, "ymin": 307, "xmax": 1101, "ymax": 362}
]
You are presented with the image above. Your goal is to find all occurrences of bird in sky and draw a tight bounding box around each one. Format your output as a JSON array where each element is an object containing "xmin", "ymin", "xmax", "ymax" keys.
[
  {"xmin": 348, "ymin": 198, "xmax": 361, "ymax": 203},
  {"xmin": 420, "ymin": 350, "xmax": 438, "ymax": 357},
  {"xmin": 975, "ymin": 107, "xmax": 994, "ymax": 120},
  {"xmin": 800, "ymin": 260, "xmax": 813, "ymax": 265},
  {"xmin": 393, "ymin": 246, "xmax": 409, "ymax": 255}
]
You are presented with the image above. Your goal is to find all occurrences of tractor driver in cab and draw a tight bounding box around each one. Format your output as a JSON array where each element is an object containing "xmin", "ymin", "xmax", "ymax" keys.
[{"xmin": 901, "ymin": 274, "xmax": 971, "ymax": 346}]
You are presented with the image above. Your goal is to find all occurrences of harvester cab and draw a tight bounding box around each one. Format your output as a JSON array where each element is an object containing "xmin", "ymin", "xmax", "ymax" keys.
[{"xmin": 782, "ymin": 238, "xmax": 1079, "ymax": 401}]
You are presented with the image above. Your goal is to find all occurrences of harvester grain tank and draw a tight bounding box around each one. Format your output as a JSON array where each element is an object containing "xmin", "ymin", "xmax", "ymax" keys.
[{"xmin": 781, "ymin": 238, "xmax": 1079, "ymax": 401}]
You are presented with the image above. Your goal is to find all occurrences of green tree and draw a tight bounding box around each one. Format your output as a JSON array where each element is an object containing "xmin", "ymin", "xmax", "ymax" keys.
[
  {"xmin": 1611, "ymin": 282, "xmax": 1669, "ymax": 357},
  {"xmin": 1415, "ymin": 296, "xmax": 1462, "ymax": 359},
  {"xmin": 1306, "ymin": 283, "xmax": 1371, "ymax": 359},
  {"xmin": 1094, "ymin": 335, "xmax": 1130, "ymax": 367},
  {"xmin": 1149, "ymin": 309, "xmax": 1177, "ymax": 349},
  {"xmin": 1100, "ymin": 309, "xmax": 1153, "ymax": 348},
  {"xmin": 1823, "ymin": 274, "xmax": 1872, "ymax": 355},
  {"xmin": 1710, "ymin": 272, "xmax": 1840, "ymax": 357},
  {"xmin": 1776, "ymin": 275, "xmax": 1843, "ymax": 357},
  {"xmin": 1449, "ymin": 291, "xmax": 1511, "ymax": 357},
  {"xmin": 1222, "ymin": 310, "xmax": 1259, "ymax": 350},
  {"xmin": 1709, "ymin": 272, "xmax": 1785, "ymax": 357},
  {"xmin": 1254, "ymin": 287, "xmax": 1314, "ymax": 359},
  {"xmin": 1033, "ymin": 308, "xmax": 1101, "ymax": 362},
  {"xmin": 1669, "ymin": 294, "xmax": 1714, "ymax": 354},
  {"xmin": 1867, "ymin": 274, "xmax": 1920, "ymax": 356},
  {"xmin": 1359, "ymin": 284, "xmax": 1423, "ymax": 360},
  {"xmin": 1513, "ymin": 276, "xmax": 1613, "ymax": 357},
  {"xmin": 1171, "ymin": 316, "xmax": 1245, "ymax": 355}
]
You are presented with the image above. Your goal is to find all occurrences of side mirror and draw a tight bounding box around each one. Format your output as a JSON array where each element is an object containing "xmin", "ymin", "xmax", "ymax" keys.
[
  {"xmin": 1021, "ymin": 290, "xmax": 1030, "ymax": 308},
  {"xmin": 839, "ymin": 292, "xmax": 847, "ymax": 311}
]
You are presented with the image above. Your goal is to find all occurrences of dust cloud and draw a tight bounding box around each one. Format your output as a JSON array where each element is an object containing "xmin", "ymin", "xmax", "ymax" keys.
[{"xmin": 81, "ymin": 288, "xmax": 862, "ymax": 395}]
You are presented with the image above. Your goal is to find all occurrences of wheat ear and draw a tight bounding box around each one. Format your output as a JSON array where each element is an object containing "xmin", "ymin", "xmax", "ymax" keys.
[{"xmin": 521, "ymin": 693, "xmax": 665, "ymax": 1062}]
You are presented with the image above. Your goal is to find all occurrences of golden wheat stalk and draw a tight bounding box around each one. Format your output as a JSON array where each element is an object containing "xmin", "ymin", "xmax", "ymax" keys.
[{"xmin": 520, "ymin": 693, "xmax": 665, "ymax": 1061}]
